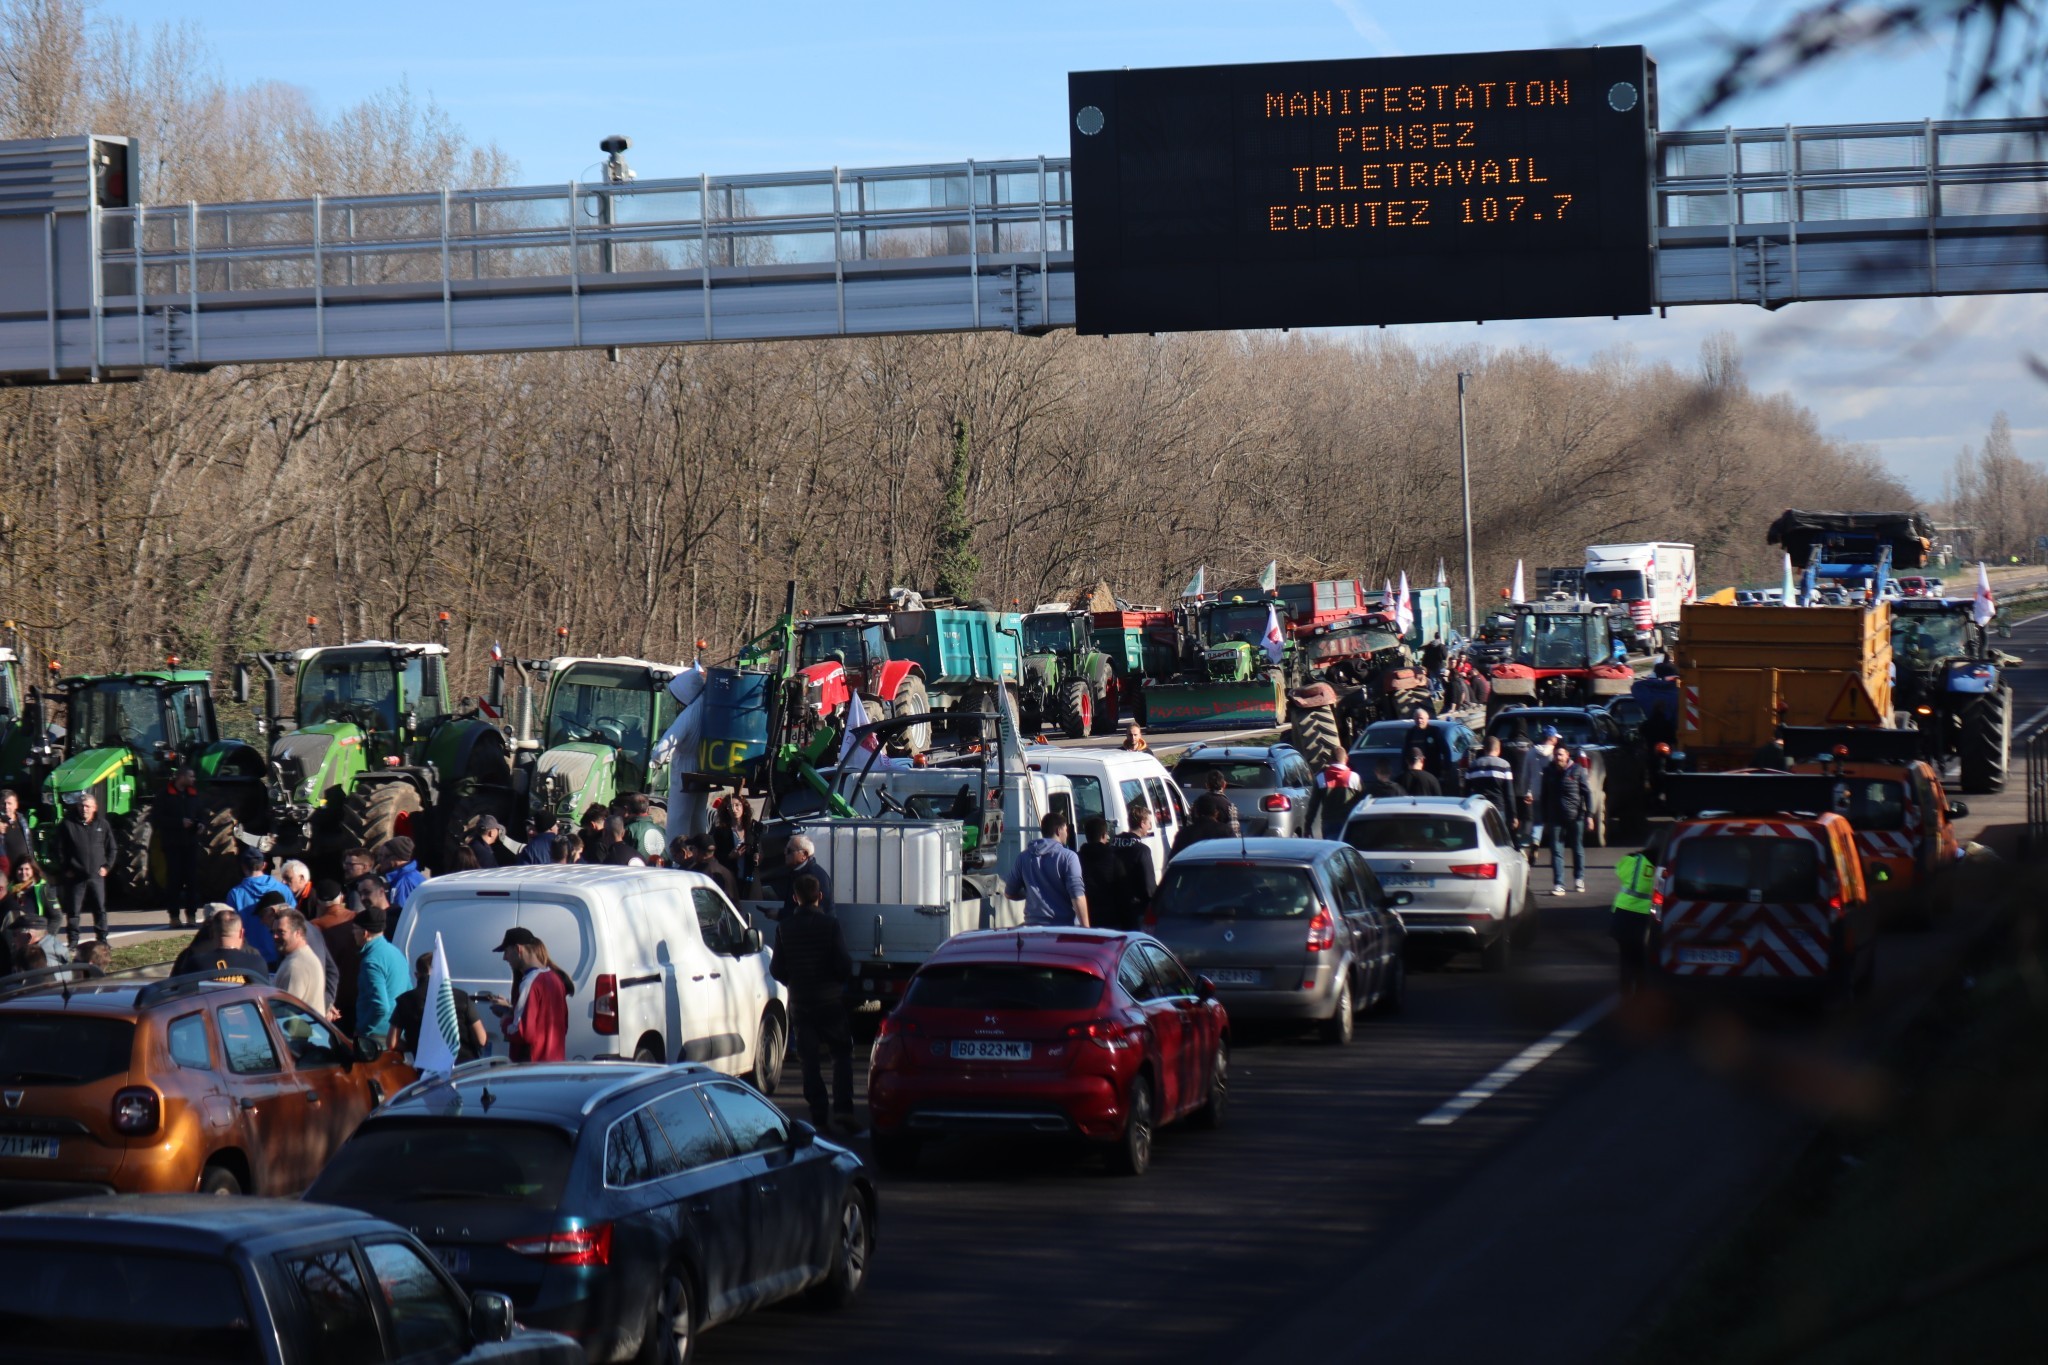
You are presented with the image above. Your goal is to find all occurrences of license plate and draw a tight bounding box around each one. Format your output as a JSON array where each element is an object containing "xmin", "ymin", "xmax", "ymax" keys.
[
  {"xmin": 950, "ymin": 1040, "xmax": 1031, "ymax": 1061},
  {"xmin": 1208, "ymin": 969, "xmax": 1261, "ymax": 986},
  {"xmin": 0, "ymin": 1135, "xmax": 58, "ymax": 1160},
  {"xmin": 430, "ymin": 1246, "xmax": 470, "ymax": 1276},
  {"xmin": 1382, "ymin": 875, "xmax": 1436, "ymax": 889},
  {"xmin": 1677, "ymin": 947, "xmax": 1743, "ymax": 966}
]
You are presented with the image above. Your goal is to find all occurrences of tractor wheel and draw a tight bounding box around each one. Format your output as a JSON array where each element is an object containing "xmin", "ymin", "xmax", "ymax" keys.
[
  {"xmin": 1392, "ymin": 685, "xmax": 1431, "ymax": 718},
  {"xmin": 342, "ymin": 782, "xmax": 423, "ymax": 858},
  {"xmin": 1959, "ymin": 685, "xmax": 2011, "ymax": 794},
  {"xmin": 1057, "ymin": 680, "xmax": 1091, "ymax": 740},
  {"xmin": 1290, "ymin": 705, "xmax": 1344, "ymax": 772},
  {"xmin": 112, "ymin": 809, "xmax": 154, "ymax": 905},
  {"xmin": 1087, "ymin": 659, "xmax": 1120, "ymax": 736},
  {"xmin": 887, "ymin": 676, "xmax": 933, "ymax": 756},
  {"xmin": 198, "ymin": 798, "xmax": 246, "ymax": 901}
]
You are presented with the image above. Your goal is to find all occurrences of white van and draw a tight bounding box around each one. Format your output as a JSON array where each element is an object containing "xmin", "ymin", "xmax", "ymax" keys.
[
  {"xmin": 394, "ymin": 866, "xmax": 788, "ymax": 1089},
  {"xmin": 1028, "ymin": 748, "xmax": 1189, "ymax": 877}
]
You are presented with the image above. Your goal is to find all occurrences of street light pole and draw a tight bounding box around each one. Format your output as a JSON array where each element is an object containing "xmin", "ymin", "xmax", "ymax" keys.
[{"xmin": 1456, "ymin": 371, "xmax": 1477, "ymax": 636}]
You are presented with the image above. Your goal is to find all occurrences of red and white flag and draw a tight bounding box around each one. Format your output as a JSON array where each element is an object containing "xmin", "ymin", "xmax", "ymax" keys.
[
  {"xmin": 1974, "ymin": 561, "xmax": 1996, "ymax": 627},
  {"xmin": 1261, "ymin": 603, "xmax": 1285, "ymax": 664}
]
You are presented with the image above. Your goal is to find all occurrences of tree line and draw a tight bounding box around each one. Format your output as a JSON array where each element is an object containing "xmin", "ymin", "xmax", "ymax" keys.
[{"xmin": 2, "ymin": 0, "xmax": 1920, "ymax": 698}]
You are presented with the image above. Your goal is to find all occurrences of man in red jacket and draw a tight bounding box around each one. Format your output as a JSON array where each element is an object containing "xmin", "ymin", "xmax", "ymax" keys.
[{"xmin": 489, "ymin": 926, "xmax": 572, "ymax": 1063}]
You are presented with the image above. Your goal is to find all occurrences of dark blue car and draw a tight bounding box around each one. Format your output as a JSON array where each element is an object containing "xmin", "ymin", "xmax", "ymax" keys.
[{"xmin": 305, "ymin": 1060, "xmax": 875, "ymax": 1364}]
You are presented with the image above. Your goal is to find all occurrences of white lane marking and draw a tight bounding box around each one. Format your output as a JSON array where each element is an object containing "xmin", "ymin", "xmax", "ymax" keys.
[
  {"xmin": 2017, "ymin": 706, "xmax": 2048, "ymax": 742},
  {"xmin": 1416, "ymin": 994, "xmax": 1617, "ymax": 1127},
  {"xmin": 2008, "ymin": 609, "xmax": 2048, "ymax": 629}
]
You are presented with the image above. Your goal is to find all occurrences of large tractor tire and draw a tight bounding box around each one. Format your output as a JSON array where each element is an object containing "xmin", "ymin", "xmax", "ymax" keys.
[
  {"xmin": 1057, "ymin": 680, "xmax": 1092, "ymax": 740},
  {"xmin": 886, "ymin": 676, "xmax": 933, "ymax": 756},
  {"xmin": 111, "ymin": 809, "xmax": 155, "ymax": 905},
  {"xmin": 440, "ymin": 791, "xmax": 498, "ymax": 872},
  {"xmin": 342, "ymin": 782, "xmax": 424, "ymax": 857},
  {"xmin": 1087, "ymin": 658, "xmax": 1120, "ymax": 736},
  {"xmin": 198, "ymin": 798, "xmax": 247, "ymax": 900},
  {"xmin": 1290, "ymin": 706, "xmax": 1345, "ymax": 772},
  {"xmin": 1959, "ymin": 685, "xmax": 2011, "ymax": 795}
]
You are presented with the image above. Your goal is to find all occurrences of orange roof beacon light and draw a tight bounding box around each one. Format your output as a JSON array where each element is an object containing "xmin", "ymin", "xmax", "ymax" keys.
[{"xmin": 166, "ymin": 655, "xmax": 180, "ymax": 668}]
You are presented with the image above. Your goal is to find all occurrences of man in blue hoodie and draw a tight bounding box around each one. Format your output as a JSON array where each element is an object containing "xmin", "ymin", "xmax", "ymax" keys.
[
  {"xmin": 379, "ymin": 836, "xmax": 425, "ymax": 923},
  {"xmin": 222, "ymin": 848, "xmax": 288, "ymax": 966},
  {"xmin": 1004, "ymin": 812, "xmax": 1091, "ymax": 928}
]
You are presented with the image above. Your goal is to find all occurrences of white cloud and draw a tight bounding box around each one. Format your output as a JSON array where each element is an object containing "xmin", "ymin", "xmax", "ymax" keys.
[{"xmin": 1330, "ymin": 0, "xmax": 1400, "ymax": 56}]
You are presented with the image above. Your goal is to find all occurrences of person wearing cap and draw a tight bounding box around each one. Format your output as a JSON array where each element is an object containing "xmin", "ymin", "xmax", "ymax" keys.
[
  {"xmin": 308, "ymin": 878, "xmax": 362, "ymax": 1031},
  {"xmin": 1518, "ymin": 726, "xmax": 1561, "ymax": 854},
  {"xmin": 351, "ymin": 904, "xmax": 409, "ymax": 1046},
  {"xmin": 516, "ymin": 817, "xmax": 561, "ymax": 865},
  {"xmin": 4, "ymin": 911, "xmax": 70, "ymax": 974},
  {"xmin": 378, "ymin": 837, "xmax": 425, "ymax": 918},
  {"xmin": 672, "ymin": 834, "xmax": 740, "ymax": 902},
  {"xmin": 468, "ymin": 815, "xmax": 520, "ymax": 870},
  {"xmin": 389, "ymin": 952, "xmax": 488, "ymax": 1061},
  {"xmin": 224, "ymin": 850, "xmax": 288, "ymax": 967},
  {"xmin": 490, "ymin": 926, "xmax": 572, "ymax": 1063}
]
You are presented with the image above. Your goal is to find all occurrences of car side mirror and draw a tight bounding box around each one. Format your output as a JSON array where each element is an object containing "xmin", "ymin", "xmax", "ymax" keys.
[
  {"xmin": 742, "ymin": 927, "xmax": 764, "ymax": 955},
  {"xmin": 232, "ymin": 663, "xmax": 251, "ymax": 705},
  {"xmin": 1196, "ymin": 974, "xmax": 1217, "ymax": 1000},
  {"xmin": 468, "ymin": 1291, "xmax": 515, "ymax": 1344},
  {"xmin": 1388, "ymin": 891, "xmax": 1415, "ymax": 907},
  {"xmin": 789, "ymin": 1118, "xmax": 818, "ymax": 1148},
  {"xmin": 1949, "ymin": 801, "xmax": 1969, "ymax": 819}
]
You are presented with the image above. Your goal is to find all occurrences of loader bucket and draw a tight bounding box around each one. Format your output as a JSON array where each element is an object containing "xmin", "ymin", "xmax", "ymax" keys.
[{"xmin": 1139, "ymin": 677, "xmax": 1285, "ymax": 731}]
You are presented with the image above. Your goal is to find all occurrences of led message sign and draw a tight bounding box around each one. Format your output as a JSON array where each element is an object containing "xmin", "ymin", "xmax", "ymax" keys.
[{"xmin": 1067, "ymin": 47, "xmax": 1656, "ymax": 333}]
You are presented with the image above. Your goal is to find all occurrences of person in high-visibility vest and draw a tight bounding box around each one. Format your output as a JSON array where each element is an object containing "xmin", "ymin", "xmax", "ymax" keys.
[{"xmin": 1611, "ymin": 830, "xmax": 1667, "ymax": 996}]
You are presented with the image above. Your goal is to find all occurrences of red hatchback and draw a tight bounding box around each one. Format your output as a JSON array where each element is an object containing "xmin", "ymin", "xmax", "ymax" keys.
[{"xmin": 867, "ymin": 928, "xmax": 1229, "ymax": 1176}]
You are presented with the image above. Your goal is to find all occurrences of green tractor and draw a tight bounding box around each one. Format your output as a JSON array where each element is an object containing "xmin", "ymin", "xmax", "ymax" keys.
[
  {"xmin": 235, "ymin": 639, "xmax": 518, "ymax": 874},
  {"xmin": 1016, "ymin": 608, "xmax": 1116, "ymax": 739},
  {"xmin": 494, "ymin": 655, "xmax": 686, "ymax": 844},
  {"xmin": 0, "ymin": 635, "xmax": 39, "ymax": 797},
  {"xmin": 31, "ymin": 666, "xmax": 269, "ymax": 901}
]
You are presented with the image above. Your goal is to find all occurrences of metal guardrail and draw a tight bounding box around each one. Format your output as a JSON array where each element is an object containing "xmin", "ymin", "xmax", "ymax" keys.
[{"xmin": 2026, "ymin": 719, "xmax": 2048, "ymax": 857}]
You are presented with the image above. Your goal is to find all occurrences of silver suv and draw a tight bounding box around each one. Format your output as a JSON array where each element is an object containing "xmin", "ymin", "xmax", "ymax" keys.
[{"xmin": 1171, "ymin": 744, "xmax": 1316, "ymax": 837}]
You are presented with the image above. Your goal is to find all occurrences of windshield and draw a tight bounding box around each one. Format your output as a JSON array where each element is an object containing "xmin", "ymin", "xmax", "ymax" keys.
[
  {"xmin": 799, "ymin": 624, "xmax": 866, "ymax": 668},
  {"xmin": 1494, "ymin": 713, "xmax": 1599, "ymax": 747},
  {"xmin": 1836, "ymin": 779, "xmax": 1907, "ymax": 832},
  {"xmin": 1173, "ymin": 759, "xmax": 1276, "ymax": 789},
  {"xmin": 1672, "ymin": 836, "xmax": 1824, "ymax": 902},
  {"xmin": 1022, "ymin": 617, "xmax": 1075, "ymax": 655},
  {"xmin": 545, "ymin": 663, "xmax": 658, "ymax": 762},
  {"xmin": 1203, "ymin": 604, "xmax": 1273, "ymax": 644},
  {"xmin": 66, "ymin": 681, "xmax": 168, "ymax": 754},
  {"xmin": 0, "ymin": 1015, "xmax": 134, "ymax": 1085},
  {"xmin": 1891, "ymin": 614, "xmax": 1970, "ymax": 663},
  {"xmin": 1346, "ymin": 816, "xmax": 1479, "ymax": 853},
  {"xmin": 307, "ymin": 1120, "xmax": 573, "ymax": 1207},
  {"xmin": 905, "ymin": 963, "xmax": 1106, "ymax": 1011},
  {"xmin": 0, "ymin": 1244, "xmax": 256, "ymax": 1362},
  {"xmin": 1158, "ymin": 863, "xmax": 1318, "ymax": 919},
  {"xmin": 299, "ymin": 653, "xmax": 400, "ymax": 730},
  {"xmin": 1515, "ymin": 612, "xmax": 1607, "ymax": 668},
  {"xmin": 1585, "ymin": 570, "xmax": 1648, "ymax": 601}
]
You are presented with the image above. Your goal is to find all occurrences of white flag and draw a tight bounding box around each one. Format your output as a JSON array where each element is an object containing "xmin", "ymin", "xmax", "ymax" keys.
[
  {"xmin": 1261, "ymin": 603, "xmax": 1285, "ymax": 664},
  {"xmin": 1182, "ymin": 565, "xmax": 1206, "ymax": 598},
  {"xmin": 1974, "ymin": 561, "xmax": 1996, "ymax": 626},
  {"xmin": 1436, "ymin": 559, "xmax": 1448, "ymax": 589},
  {"xmin": 1782, "ymin": 552, "xmax": 1797, "ymax": 606},
  {"xmin": 1395, "ymin": 571, "xmax": 1415, "ymax": 636},
  {"xmin": 1512, "ymin": 560, "xmax": 1525, "ymax": 604},
  {"xmin": 415, "ymin": 932, "xmax": 460, "ymax": 1078},
  {"xmin": 838, "ymin": 689, "xmax": 873, "ymax": 767},
  {"xmin": 1257, "ymin": 560, "xmax": 1278, "ymax": 593}
]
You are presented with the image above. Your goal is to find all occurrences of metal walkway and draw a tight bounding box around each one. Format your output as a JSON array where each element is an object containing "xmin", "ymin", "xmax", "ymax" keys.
[{"xmin": 1, "ymin": 117, "xmax": 2043, "ymax": 383}]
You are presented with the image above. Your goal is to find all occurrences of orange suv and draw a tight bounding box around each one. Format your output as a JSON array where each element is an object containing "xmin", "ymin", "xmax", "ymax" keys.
[{"xmin": 0, "ymin": 966, "xmax": 415, "ymax": 1206}]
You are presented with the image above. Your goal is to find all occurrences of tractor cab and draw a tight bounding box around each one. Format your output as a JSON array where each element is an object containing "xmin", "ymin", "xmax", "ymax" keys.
[
  {"xmin": 1486, "ymin": 600, "xmax": 1634, "ymax": 715},
  {"xmin": 1021, "ymin": 610, "xmax": 1088, "ymax": 660},
  {"xmin": 1511, "ymin": 601, "xmax": 1618, "ymax": 671},
  {"xmin": 519, "ymin": 656, "xmax": 684, "ymax": 837},
  {"xmin": 1192, "ymin": 597, "xmax": 1285, "ymax": 681},
  {"xmin": 290, "ymin": 643, "xmax": 450, "ymax": 762}
]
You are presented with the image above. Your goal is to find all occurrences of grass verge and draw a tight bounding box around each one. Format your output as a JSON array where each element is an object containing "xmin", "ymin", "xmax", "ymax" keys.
[
  {"xmin": 1629, "ymin": 869, "xmax": 2048, "ymax": 1364},
  {"xmin": 107, "ymin": 935, "xmax": 188, "ymax": 973}
]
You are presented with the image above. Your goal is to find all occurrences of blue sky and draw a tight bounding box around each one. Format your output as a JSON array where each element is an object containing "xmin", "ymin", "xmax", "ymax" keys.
[{"xmin": 108, "ymin": 0, "xmax": 2047, "ymax": 494}]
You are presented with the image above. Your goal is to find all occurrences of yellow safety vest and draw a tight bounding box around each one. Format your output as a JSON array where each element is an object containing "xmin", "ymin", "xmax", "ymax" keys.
[{"xmin": 1613, "ymin": 852, "xmax": 1657, "ymax": 916}]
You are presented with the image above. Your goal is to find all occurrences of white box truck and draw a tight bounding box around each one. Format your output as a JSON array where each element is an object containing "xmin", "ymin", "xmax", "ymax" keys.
[{"xmin": 1583, "ymin": 542, "xmax": 1697, "ymax": 651}]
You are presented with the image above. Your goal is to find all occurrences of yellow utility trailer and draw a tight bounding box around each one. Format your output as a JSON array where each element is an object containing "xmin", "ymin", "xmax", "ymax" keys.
[{"xmin": 1674, "ymin": 603, "xmax": 1894, "ymax": 771}]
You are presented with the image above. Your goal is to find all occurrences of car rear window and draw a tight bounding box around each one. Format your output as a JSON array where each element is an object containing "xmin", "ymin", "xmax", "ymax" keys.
[
  {"xmin": 1173, "ymin": 759, "xmax": 1275, "ymax": 789},
  {"xmin": 0, "ymin": 1243, "xmax": 257, "ymax": 1361},
  {"xmin": 1360, "ymin": 723, "xmax": 1433, "ymax": 748},
  {"xmin": 1346, "ymin": 816, "xmax": 1480, "ymax": 853},
  {"xmin": 1158, "ymin": 863, "xmax": 1318, "ymax": 919},
  {"xmin": 1838, "ymin": 780, "xmax": 1907, "ymax": 832},
  {"xmin": 1672, "ymin": 836, "xmax": 1824, "ymax": 902},
  {"xmin": 905, "ymin": 964, "xmax": 1105, "ymax": 1012},
  {"xmin": 0, "ymin": 1015, "xmax": 134, "ymax": 1086},
  {"xmin": 305, "ymin": 1121, "xmax": 573, "ymax": 1208}
]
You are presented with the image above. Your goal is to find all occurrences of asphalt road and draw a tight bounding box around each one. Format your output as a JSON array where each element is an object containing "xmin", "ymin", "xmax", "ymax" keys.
[{"xmin": 700, "ymin": 612, "xmax": 2048, "ymax": 1365}]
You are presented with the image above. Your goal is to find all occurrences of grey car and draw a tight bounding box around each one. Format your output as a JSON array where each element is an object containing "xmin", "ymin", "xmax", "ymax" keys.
[
  {"xmin": 1150, "ymin": 838, "xmax": 1406, "ymax": 1043},
  {"xmin": 1172, "ymin": 744, "xmax": 1316, "ymax": 836}
]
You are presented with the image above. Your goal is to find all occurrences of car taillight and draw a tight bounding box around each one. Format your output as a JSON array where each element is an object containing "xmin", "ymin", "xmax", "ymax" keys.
[
  {"xmin": 508, "ymin": 1224, "xmax": 612, "ymax": 1266},
  {"xmin": 593, "ymin": 974, "xmax": 618, "ymax": 1036},
  {"xmin": 1448, "ymin": 863, "xmax": 1499, "ymax": 880},
  {"xmin": 1064, "ymin": 1018, "xmax": 1135, "ymax": 1050},
  {"xmin": 111, "ymin": 1087, "xmax": 159, "ymax": 1136},
  {"xmin": 1306, "ymin": 907, "xmax": 1337, "ymax": 952},
  {"xmin": 1261, "ymin": 793, "xmax": 1292, "ymax": 812},
  {"xmin": 1828, "ymin": 895, "xmax": 1843, "ymax": 911},
  {"xmin": 877, "ymin": 1013, "xmax": 921, "ymax": 1038},
  {"xmin": 1577, "ymin": 754, "xmax": 1592, "ymax": 769}
]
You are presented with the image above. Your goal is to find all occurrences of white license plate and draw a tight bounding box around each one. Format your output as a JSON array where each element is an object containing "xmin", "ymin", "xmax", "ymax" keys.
[
  {"xmin": 430, "ymin": 1246, "xmax": 470, "ymax": 1276},
  {"xmin": 1208, "ymin": 969, "xmax": 1261, "ymax": 986},
  {"xmin": 1678, "ymin": 947, "xmax": 1743, "ymax": 966},
  {"xmin": 0, "ymin": 1135, "xmax": 58, "ymax": 1160},
  {"xmin": 1382, "ymin": 875, "xmax": 1436, "ymax": 889},
  {"xmin": 950, "ymin": 1040, "xmax": 1031, "ymax": 1061}
]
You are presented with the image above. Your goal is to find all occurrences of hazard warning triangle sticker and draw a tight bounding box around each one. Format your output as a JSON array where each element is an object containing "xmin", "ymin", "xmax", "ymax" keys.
[{"xmin": 1824, "ymin": 676, "xmax": 1884, "ymax": 724}]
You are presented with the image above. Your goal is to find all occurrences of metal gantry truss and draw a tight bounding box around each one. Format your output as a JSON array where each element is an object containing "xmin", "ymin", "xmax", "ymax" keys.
[{"xmin": 0, "ymin": 116, "xmax": 2043, "ymax": 383}]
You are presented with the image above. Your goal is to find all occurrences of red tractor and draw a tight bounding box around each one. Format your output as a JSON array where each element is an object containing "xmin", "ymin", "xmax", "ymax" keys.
[
  {"xmin": 1483, "ymin": 598, "xmax": 1634, "ymax": 720},
  {"xmin": 794, "ymin": 612, "xmax": 934, "ymax": 754}
]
